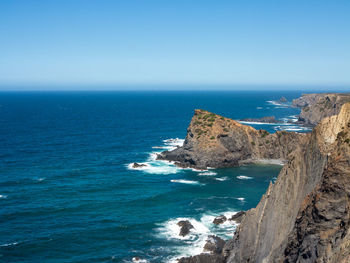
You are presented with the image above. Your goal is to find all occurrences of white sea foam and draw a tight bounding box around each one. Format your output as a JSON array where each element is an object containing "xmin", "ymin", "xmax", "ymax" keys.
[
  {"xmin": 0, "ymin": 242, "xmax": 18, "ymax": 247},
  {"xmin": 266, "ymin": 100, "xmax": 289, "ymax": 108},
  {"xmin": 238, "ymin": 121, "xmax": 288, "ymax": 126},
  {"xmin": 132, "ymin": 257, "xmax": 149, "ymax": 263},
  {"xmin": 0, "ymin": 194, "xmax": 7, "ymax": 199},
  {"xmin": 215, "ymin": 177, "xmax": 229, "ymax": 181},
  {"xmin": 198, "ymin": 171, "xmax": 217, "ymax": 176},
  {"xmin": 33, "ymin": 177, "xmax": 45, "ymax": 182},
  {"xmin": 236, "ymin": 197, "xmax": 245, "ymax": 201},
  {"xmin": 236, "ymin": 175, "xmax": 253, "ymax": 180},
  {"xmin": 127, "ymin": 138, "xmax": 185, "ymax": 174},
  {"xmin": 255, "ymin": 159, "xmax": 285, "ymax": 165},
  {"xmin": 157, "ymin": 211, "xmax": 239, "ymax": 262},
  {"xmin": 170, "ymin": 179, "xmax": 203, "ymax": 185}
]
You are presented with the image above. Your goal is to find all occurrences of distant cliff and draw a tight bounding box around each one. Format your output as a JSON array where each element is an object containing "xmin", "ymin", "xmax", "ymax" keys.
[
  {"xmin": 179, "ymin": 103, "xmax": 350, "ymax": 263},
  {"xmin": 157, "ymin": 109, "xmax": 307, "ymax": 169},
  {"xmin": 292, "ymin": 93, "xmax": 350, "ymax": 126}
]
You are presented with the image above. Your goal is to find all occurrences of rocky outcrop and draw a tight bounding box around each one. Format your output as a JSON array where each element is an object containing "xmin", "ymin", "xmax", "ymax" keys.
[
  {"xmin": 228, "ymin": 211, "xmax": 245, "ymax": 224},
  {"xmin": 240, "ymin": 116, "xmax": 278, "ymax": 123},
  {"xmin": 224, "ymin": 103, "xmax": 350, "ymax": 263},
  {"xmin": 177, "ymin": 220, "xmax": 194, "ymax": 237},
  {"xmin": 213, "ymin": 215, "xmax": 227, "ymax": 225},
  {"xmin": 157, "ymin": 109, "xmax": 308, "ymax": 169},
  {"xmin": 292, "ymin": 93, "xmax": 350, "ymax": 126},
  {"xmin": 132, "ymin": 163, "xmax": 147, "ymax": 168}
]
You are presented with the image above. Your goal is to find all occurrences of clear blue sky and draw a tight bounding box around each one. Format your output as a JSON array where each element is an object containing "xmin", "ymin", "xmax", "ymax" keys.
[{"xmin": 0, "ymin": 0, "xmax": 349, "ymax": 89}]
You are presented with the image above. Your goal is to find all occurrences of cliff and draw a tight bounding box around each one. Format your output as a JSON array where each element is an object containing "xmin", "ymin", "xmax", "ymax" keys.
[
  {"xmin": 292, "ymin": 93, "xmax": 350, "ymax": 126},
  {"xmin": 179, "ymin": 103, "xmax": 350, "ymax": 263},
  {"xmin": 157, "ymin": 109, "xmax": 308, "ymax": 169}
]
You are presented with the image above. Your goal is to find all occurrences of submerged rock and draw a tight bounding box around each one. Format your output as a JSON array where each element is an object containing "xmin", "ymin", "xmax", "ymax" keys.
[
  {"xmin": 177, "ymin": 220, "xmax": 194, "ymax": 237},
  {"xmin": 213, "ymin": 215, "xmax": 227, "ymax": 225}
]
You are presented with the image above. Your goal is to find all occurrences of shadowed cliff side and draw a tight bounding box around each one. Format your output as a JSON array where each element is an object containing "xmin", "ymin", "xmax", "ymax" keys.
[
  {"xmin": 157, "ymin": 109, "xmax": 308, "ymax": 169},
  {"xmin": 224, "ymin": 103, "xmax": 350, "ymax": 263}
]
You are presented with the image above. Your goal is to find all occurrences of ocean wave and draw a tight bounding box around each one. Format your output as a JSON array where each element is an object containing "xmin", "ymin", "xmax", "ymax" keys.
[
  {"xmin": 236, "ymin": 197, "xmax": 245, "ymax": 201},
  {"xmin": 127, "ymin": 138, "xmax": 185, "ymax": 175},
  {"xmin": 236, "ymin": 175, "xmax": 253, "ymax": 180},
  {"xmin": 238, "ymin": 121, "xmax": 287, "ymax": 126},
  {"xmin": 198, "ymin": 171, "xmax": 217, "ymax": 176},
  {"xmin": 274, "ymin": 125, "xmax": 312, "ymax": 132},
  {"xmin": 266, "ymin": 100, "xmax": 290, "ymax": 108},
  {"xmin": 170, "ymin": 179, "xmax": 203, "ymax": 186},
  {"xmin": 215, "ymin": 177, "xmax": 229, "ymax": 181},
  {"xmin": 0, "ymin": 194, "xmax": 7, "ymax": 199},
  {"xmin": 0, "ymin": 241, "xmax": 18, "ymax": 247},
  {"xmin": 132, "ymin": 257, "xmax": 149, "ymax": 263}
]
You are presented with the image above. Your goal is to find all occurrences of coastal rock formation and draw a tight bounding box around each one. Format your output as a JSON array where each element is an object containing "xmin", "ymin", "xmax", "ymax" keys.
[
  {"xmin": 228, "ymin": 211, "xmax": 245, "ymax": 224},
  {"xmin": 240, "ymin": 116, "xmax": 278, "ymax": 123},
  {"xmin": 132, "ymin": 162, "xmax": 147, "ymax": 168},
  {"xmin": 203, "ymin": 235, "xmax": 226, "ymax": 254},
  {"xmin": 157, "ymin": 109, "xmax": 308, "ymax": 169},
  {"xmin": 224, "ymin": 103, "xmax": 350, "ymax": 263},
  {"xmin": 292, "ymin": 93, "xmax": 350, "ymax": 126},
  {"xmin": 213, "ymin": 215, "xmax": 227, "ymax": 225},
  {"xmin": 177, "ymin": 220, "xmax": 194, "ymax": 237},
  {"xmin": 178, "ymin": 103, "xmax": 350, "ymax": 263}
]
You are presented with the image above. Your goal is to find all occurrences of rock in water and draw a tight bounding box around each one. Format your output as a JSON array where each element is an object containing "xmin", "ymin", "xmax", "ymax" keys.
[
  {"xmin": 177, "ymin": 220, "xmax": 194, "ymax": 237},
  {"xmin": 228, "ymin": 211, "xmax": 245, "ymax": 223},
  {"xmin": 213, "ymin": 215, "xmax": 227, "ymax": 225},
  {"xmin": 279, "ymin": 96, "xmax": 287, "ymax": 102},
  {"xmin": 132, "ymin": 162, "xmax": 146, "ymax": 168}
]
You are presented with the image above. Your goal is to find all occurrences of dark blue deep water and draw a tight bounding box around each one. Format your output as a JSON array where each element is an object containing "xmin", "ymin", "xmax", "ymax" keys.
[{"xmin": 0, "ymin": 91, "xmax": 305, "ymax": 263}]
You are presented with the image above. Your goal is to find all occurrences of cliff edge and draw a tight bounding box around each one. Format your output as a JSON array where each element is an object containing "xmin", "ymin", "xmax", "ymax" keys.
[
  {"xmin": 292, "ymin": 93, "xmax": 350, "ymax": 126},
  {"xmin": 157, "ymin": 109, "xmax": 307, "ymax": 169}
]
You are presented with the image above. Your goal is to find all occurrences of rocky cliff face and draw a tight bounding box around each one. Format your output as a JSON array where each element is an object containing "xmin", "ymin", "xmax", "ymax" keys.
[
  {"xmin": 177, "ymin": 103, "xmax": 350, "ymax": 263},
  {"xmin": 224, "ymin": 103, "xmax": 350, "ymax": 263},
  {"xmin": 157, "ymin": 109, "xmax": 307, "ymax": 169},
  {"xmin": 292, "ymin": 93, "xmax": 350, "ymax": 126}
]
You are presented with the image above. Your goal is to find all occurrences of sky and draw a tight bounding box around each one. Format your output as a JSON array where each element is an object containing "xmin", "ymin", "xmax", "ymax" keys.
[{"xmin": 0, "ymin": 0, "xmax": 350, "ymax": 90}]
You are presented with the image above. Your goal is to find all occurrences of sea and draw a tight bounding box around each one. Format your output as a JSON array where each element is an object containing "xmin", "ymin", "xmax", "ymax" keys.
[{"xmin": 0, "ymin": 90, "xmax": 309, "ymax": 263}]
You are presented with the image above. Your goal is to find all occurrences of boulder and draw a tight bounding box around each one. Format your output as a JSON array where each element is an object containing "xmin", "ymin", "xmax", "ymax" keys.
[
  {"xmin": 132, "ymin": 163, "xmax": 147, "ymax": 168},
  {"xmin": 228, "ymin": 211, "xmax": 245, "ymax": 223},
  {"xmin": 213, "ymin": 215, "xmax": 227, "ymax": 225},
  {"xmin": 177, "ymin": 220, "xmax": 194, "ymax": 237}
]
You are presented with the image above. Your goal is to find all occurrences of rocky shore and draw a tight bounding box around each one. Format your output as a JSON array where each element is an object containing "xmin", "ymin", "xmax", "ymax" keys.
[{"xmin": 162, "ymin": 93, "xmax": 350, "ymax": 262}]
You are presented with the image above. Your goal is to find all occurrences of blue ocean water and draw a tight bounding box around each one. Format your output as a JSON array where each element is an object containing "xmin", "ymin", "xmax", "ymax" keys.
[{"xmin": 0, "ymin": 91, "xmax": 304, "ymax": 263}]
